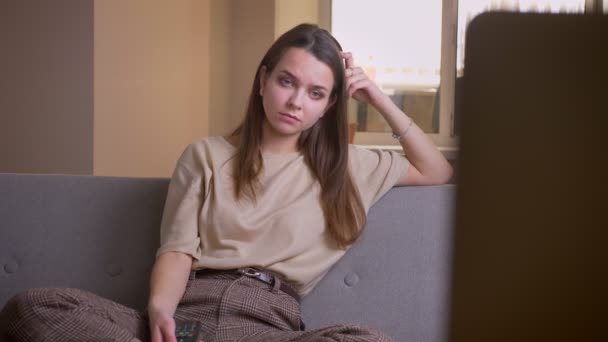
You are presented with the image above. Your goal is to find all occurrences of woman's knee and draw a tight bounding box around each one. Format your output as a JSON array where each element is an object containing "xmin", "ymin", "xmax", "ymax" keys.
[
  {"xmin": 1, "ymin": 288, "xmax": 81, "ymax": 321},
  {"xmin": 3, "ymin": 288, "xmax": 46, "ymax": 314},
  {"xmin": 1, "ymin": 288, "xmax": 51, "ymax": 336}
]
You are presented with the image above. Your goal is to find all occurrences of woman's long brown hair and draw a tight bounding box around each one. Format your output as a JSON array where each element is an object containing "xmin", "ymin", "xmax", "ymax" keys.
[{"xmin": 231, "ymin": 23, "xmax": 365, "ymax": 249}]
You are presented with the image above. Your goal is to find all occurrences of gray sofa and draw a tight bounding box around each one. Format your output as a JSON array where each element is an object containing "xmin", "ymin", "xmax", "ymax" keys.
[{"xmin": 0, "ymin": 173, "xmax": 455, "ymax": 342}]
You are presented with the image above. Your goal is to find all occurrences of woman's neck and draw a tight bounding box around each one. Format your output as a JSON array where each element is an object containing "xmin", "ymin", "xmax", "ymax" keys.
[
  {"xmin": 260, "ymin": 122, "xmax": 300, "ymax": 155},
  {"xmin": 260, "ymin": 139, "xmax": 299, "ymax": 155}
]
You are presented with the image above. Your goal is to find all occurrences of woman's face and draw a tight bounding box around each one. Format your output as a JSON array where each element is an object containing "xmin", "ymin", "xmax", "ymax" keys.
[{"xmin": 259, "ymin": 47, "xmax": 335, "ymax": 143}]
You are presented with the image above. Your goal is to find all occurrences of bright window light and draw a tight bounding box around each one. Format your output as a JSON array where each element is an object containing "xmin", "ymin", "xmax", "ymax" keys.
[{"xmin": 331, "ymin": 0, "xmax": 442, "ymax": 89}]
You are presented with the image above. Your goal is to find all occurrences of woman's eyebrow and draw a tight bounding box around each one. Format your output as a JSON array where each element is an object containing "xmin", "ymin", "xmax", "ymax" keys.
[{"xmin": 278, "ymin": 70, "xmax": 329, "ymax": 91}]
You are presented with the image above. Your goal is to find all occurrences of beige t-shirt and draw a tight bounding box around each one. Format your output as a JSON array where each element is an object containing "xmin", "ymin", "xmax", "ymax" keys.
[{"xmin": 157, "ymin": 136, "xmax": 409, "ymax": 295}]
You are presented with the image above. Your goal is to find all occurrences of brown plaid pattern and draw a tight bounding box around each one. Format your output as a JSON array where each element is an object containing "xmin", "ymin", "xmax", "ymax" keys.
[
  {"xmin": 0, "ymin": 287, "xmax": 147, "ymax": 341},
  {"xmin": 0, "ymin": 273, "xmax": 394, "ymax": 342}
]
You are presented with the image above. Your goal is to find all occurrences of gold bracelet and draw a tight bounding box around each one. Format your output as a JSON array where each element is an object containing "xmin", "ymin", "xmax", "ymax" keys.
[{"xmin": 391, "ymin": 119, "xmax": 414, "ymax": 141}]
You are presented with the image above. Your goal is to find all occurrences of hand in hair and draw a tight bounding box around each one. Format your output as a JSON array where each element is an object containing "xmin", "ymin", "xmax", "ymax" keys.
[
  {"xmin": 341, "ymin": 52, "xmax": 453, "ymax": 185},
  {"xmin": 341, "ymin": 51, "xmax": 385, "ymax": 107}
]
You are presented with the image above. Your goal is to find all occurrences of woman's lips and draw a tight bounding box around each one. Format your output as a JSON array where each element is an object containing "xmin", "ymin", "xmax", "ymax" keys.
[{"xmin": 279, "ymin": 112, "xmax": 300, "ymax": 122}]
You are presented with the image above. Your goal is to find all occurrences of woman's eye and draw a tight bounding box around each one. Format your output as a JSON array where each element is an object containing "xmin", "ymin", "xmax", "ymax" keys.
[
  {"xmin": 279, "ymin": 78, "xmax": 292, "ymax": 86},
  {"xmin": 311, "ymin": 90, "xmax": 324, "ymax": 99}
]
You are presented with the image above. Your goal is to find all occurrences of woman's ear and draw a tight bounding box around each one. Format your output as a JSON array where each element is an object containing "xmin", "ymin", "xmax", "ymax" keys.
[{"xmin": 259, "ymin": 66, "xmax": 268, "ymax": 96}]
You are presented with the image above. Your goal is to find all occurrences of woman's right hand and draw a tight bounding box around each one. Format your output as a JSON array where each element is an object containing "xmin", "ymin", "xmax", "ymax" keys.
[
  {"xmin": 149, "ymin": 308, "xmax": 177, "ymax": 342},
  {"xmin": 147, "ymin": 251, "xmax": 193, "ymax": 342}
]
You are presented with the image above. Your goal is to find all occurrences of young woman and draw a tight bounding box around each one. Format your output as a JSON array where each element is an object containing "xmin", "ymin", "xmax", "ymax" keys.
[{"xmin": 0, "ymin": 23, "xmax": 452, "ymax": 342}]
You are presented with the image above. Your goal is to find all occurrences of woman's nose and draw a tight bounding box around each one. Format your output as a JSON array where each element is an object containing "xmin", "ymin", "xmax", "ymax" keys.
[{"xmin": 287, "ymin": 90, "xmax": 304, "ymax": 110}]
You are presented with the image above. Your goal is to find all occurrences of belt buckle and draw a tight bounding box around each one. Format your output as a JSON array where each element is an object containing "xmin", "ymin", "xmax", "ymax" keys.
[{"xmin": 238, "ymin": 267, "xmax": 261, "ymax": 279}]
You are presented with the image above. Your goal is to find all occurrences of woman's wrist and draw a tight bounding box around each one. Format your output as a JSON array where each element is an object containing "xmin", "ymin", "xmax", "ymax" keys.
[
  {"xmin": 148, "ymin": 296, "xmax": 177, "ymax": 317},
  {"xmin": 392, "ymin": 118, "xmax": 415, "ymax": 142},
  {"xmin": 370, "ymin": 92, "xmax": 400, "ymax": 117},
  {"xmin": 368, "ymin": 89, "xmax": 392, "ymax": 111},
  {"xmin": 371, "ymin": 93, "xmax": 412, "ymax": 132}
]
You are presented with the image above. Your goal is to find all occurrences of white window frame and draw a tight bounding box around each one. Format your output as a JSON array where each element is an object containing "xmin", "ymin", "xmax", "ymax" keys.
[{"xmin": 325, "ymin": 0, "xmax": 601, "ymax": 157}]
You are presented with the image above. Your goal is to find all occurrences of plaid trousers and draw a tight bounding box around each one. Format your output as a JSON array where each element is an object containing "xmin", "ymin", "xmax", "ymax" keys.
[{"xmin": 0, "ymin": 272, "xmax": 394, "ymax": 342}]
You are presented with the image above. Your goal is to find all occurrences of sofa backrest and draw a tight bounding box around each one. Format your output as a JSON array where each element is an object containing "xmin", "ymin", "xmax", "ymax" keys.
[
  {"xmin": 0, "ymin": 174, "xmax": 167, "ymax": 310},
  {"xmin": 0, "ymin": 173, "xmax": 455, "ymax": 342},
  {"xmin": 302, "ymin": 184, "xmax": 455, "ymax": 342}
]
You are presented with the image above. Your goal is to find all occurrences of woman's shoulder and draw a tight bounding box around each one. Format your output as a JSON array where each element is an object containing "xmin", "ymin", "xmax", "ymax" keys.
[
  {"xmin": 347, "ymin": 144, "xmax": 409, "ymax": 179},
  {"xmin": 348, "ymin": 144, "xmax": 406, "ymax": 162},
  {"xmin": 348, "ymin": 144, "xmax": 383, "ymax": 166},
  {"xmin": 176, "ymin": 136, "xmax": 236, "ymax": 169},
  {"xmin": 186, "ymin": 136, "xmax": 234, "ymax": 151},
  {"xmin": 182, "ymin": 136, "xmax": 234, "ymax": 153}
]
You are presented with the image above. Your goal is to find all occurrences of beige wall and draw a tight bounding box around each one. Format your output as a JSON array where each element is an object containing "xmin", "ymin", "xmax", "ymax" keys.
[
  {"xmin": 0, "ymin": 0, "xmax": 94, "ymax": 174},
  {"xmin": 226, "ymin": 0, "xmax": 276, "ymax": 133},
  {"xmin": 94, "ymin": 0, "xmax": 210, "ymax": 177},
  {"xmin": 209, "ymin": 0, "xmax": 232, "ymax": 136},
  {"xmin": 275, "ymin": 0, "xmax": 320, "ymax": 38},
  {"xmin": 2, "ymin": 0, "xmax": 323, "ymax": 177}
]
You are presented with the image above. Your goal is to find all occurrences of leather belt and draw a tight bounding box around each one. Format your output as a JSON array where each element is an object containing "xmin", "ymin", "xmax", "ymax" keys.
[{"xmin": 194, "ymin": 267, "xmax": 300, "ymax": 302}]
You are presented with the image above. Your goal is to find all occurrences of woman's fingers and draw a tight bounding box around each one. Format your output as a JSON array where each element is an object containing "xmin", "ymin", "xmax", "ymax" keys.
[
  {"xmin": 342, "ymin": 52, "xmax": 380, "ymax": 101},
  {"xmin": 149, "ymin": 310, "xmax": 177, "ymax": 342},
  {"xmin": 151, "ymin": 327, "xmax": 162, "ymax": 342},
  {"xmin": 345, "ymin": 69, "xmax": 370, "ymax": 94},
  {"xmin": 341, "ymin": 51, "xmax": 354, "ymax": 69},
  {"xmin": 347, "ymin": 77, "xmax": 374, "ymax": 98},
  {"xmin": 161, "ymin": 323, "xmax": 178, "ymax": 342},
  {"xmin": 345, "ymin": 66, "xmax": 365, "ymax": 78}
]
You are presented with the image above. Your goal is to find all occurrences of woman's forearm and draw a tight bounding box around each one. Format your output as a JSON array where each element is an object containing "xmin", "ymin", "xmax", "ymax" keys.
[
  {"xmin": 373, "ymin": 95, "xmax": 453, "ymax": 184},
  {"xmin": 148, "ymin": 251, "xmax": 193, "ymax": 316}
]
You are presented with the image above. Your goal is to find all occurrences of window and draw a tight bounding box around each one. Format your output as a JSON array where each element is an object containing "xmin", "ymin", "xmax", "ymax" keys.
[
  {"xmin": 330, "ymin": 0, "xmax": 595, "ymax": 155},
  {"xmin": 331, "ymin": 0, "xmax": 447, "ymax": 148}
]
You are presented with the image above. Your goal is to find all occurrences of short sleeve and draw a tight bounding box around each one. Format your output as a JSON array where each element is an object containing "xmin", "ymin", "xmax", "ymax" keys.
[
  {"xmin": 156, "ymin": 154, "xmax": 203, "ymax": 260},
  {"xmin": 349, "ymin": 145, "xmax": 409, "ymax": 210}
]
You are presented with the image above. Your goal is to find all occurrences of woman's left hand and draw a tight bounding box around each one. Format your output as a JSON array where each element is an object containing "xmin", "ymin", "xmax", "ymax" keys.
[{"xmin": 341, "ymin": 52, "xmax": 386, "ymax": 107}]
